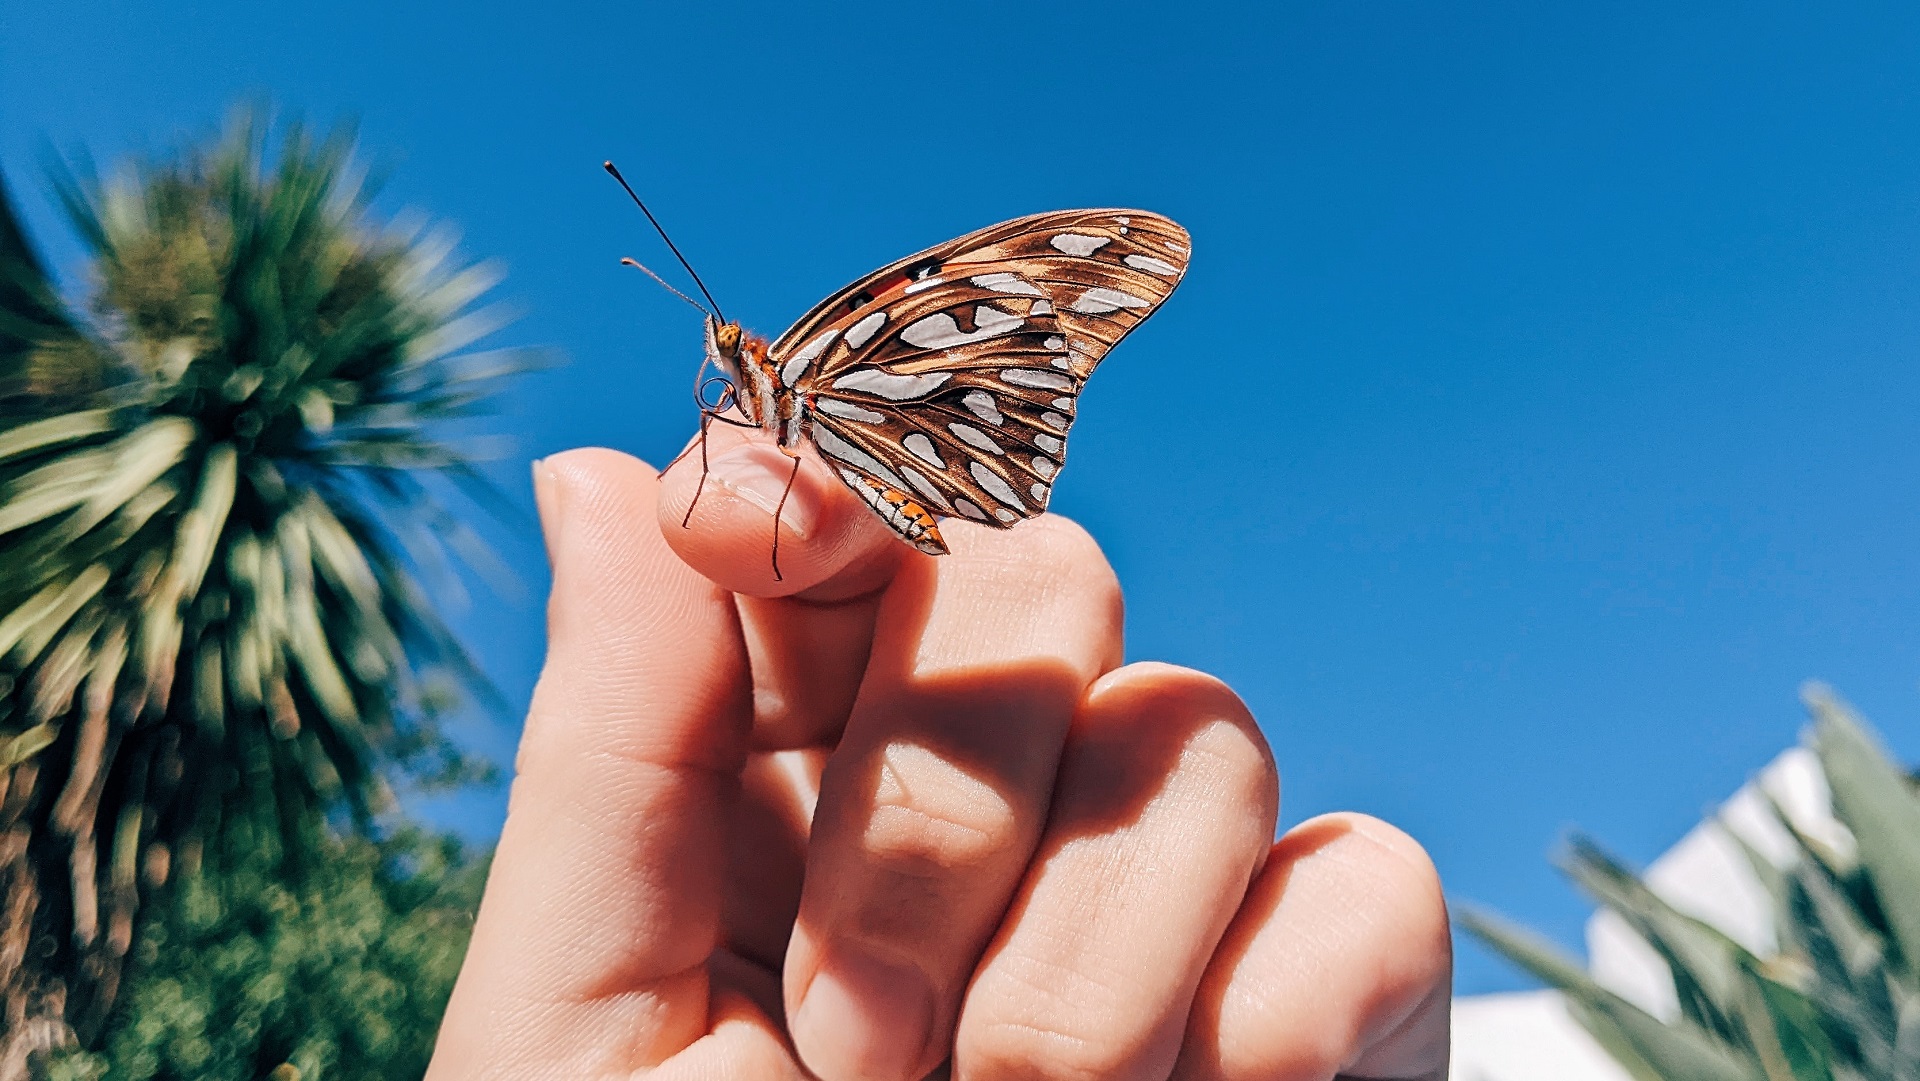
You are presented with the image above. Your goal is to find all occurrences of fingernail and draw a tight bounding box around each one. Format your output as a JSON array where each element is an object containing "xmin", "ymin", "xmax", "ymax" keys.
[
  {"xmin": 531, "ymin": 457, "xmax": 561, "ymax": 564},
  {"xmin": 792, "ymin": 951, "xmax": 933, "ymax": 1081},
  {"xmin": 710, "ymin": 443, "xmax": 818, "ymax": 539}
]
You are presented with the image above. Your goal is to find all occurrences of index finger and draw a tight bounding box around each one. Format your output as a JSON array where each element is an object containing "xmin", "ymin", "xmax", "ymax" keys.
[{"xmin": 431, "ymin": 448, "xmax": 752, "ymax": 1078}]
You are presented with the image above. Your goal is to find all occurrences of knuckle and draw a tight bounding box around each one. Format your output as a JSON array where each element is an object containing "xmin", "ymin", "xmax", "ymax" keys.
[
  {"xmin": 1084, "ymin": 663, "xmax": 1278, "ymax": 810},
  {"xmin": 1180, "ymin": 715, "xmax": 1280, "ymax": 817},
  {"xmin": 1297, "ymin": 812, "xmax": 1451, "ymax": 961},
  {"xmin": 1339, "ymin": 814, "xmax": 1446, "ymax": 913},
  {"xmin": 965, "ymin": 1014, "xmax": 1160, "ymax": 1081},
  {"xmin": 1030, "ymin": 513, "xmax": 1121, "ymax": 603},
  {"xmin": 860, "ymin": 742, "xmax": 1022, "ymax": 873}
]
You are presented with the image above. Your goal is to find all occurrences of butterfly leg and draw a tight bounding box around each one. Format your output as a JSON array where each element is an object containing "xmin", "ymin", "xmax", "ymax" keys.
[
  {"xmin": 769, "ymin": 448, "xmax": 802, "ymax": 582},
  {"xmin": 680, "ymin": 410, "xmax": 719, "ymax": 529},
  {"xmin": 675, "ymin": 408, "xmax": 762, "ymax": 529}
]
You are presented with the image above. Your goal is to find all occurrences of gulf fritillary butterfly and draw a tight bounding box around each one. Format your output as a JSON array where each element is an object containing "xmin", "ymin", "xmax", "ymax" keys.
[{"xmin": 607, "ymin": 164, "xmax": 1191, "ymax": 579}]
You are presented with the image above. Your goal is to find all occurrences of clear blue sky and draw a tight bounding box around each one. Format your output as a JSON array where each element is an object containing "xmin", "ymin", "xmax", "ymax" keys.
[{"xmin": 6, "ymin": 1, "xmax": 1920, "ymax": 996}]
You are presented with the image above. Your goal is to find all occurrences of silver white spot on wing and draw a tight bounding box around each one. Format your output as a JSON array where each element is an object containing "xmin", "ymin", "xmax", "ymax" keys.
[
  {"xmin": 952, "ymin": 498, "xmax": 988, "ymax": 520},
  {"xmin": 899, "ymin": 465, "xmax": 952, "ymax": 510},
  {"xmin": 948, "ymin": 422, "xmax": 1003, "ymax": 455},
  {"xmin": 1165, "ymin": 240, "xmax": 1189, "ymax": 254},
  {"xmin": 782, "ymin": 328, "xmax": 839, "ymax": 385},
  {"xmin": 962, "ymin": 390, "xmax": 1005, "ymax": 426},
  {"xmin": 1034, "ymin": 433, "xmax": 1064, "ymax": 455},
  {"xmin": 1030, "ymin": 483, "xmax": 1051, "ymax": 503},
  {"xmin": 1051, "ymin": 397, "xmax": 1075, "ymax": 413},
  {"xmin": 969, "ymin": 272, "xmax": 1043, "ymax": 296},
  {"xmin": 970, "ymin": 461, "xmax": 1026, "ymax": 511},
  {"xmin": 1069, "ymin": 287, "xmax": 1154, "ymax": 314},
  {"xmin": 1031, "ymin": 298, "xmax": 1053, "ymax": 315},
  {"xmin": 831, "ymin": 368, "xmax": 952, "ymax": 400},
  {"xmin": 1041, "ymin": 411, "xmax": 1070, "ymax": 431},
  {"xmin": 1124, "ymin": 254, "xmax": 1180, "ymax": 276},
  {"xmin": 1032, "ymin": 456, "xmax": 1058, "ymax": 479},
  {"xmin": 900, "ymin": 306, "xmax": 1023, "ymax": 349},
  {"xmin": 995, "ymin": 508, "xmax": 1019, "ymax": 522},
  {"xmin": 1001, "ymin": 368, "xmax": 1074, "ymax": 391},
  {"xmin": 1050, "ymin": 233, "xmax": 1111, "ymax": 256},
  {"xmin": 1050, "ymin": 356, "xmax": 1072, "ymax": 370},
  {"xmin": 1044, "ymin": 336, "xmax": 1065, "ymax": 350},
  {"xmin": 903, "ymin": 276, "xmax": 947, "ymax": 294},
  {"xmin": 903, "ymin": 432, "xmax": 945, "ymax": 468},
  {"xmin": 814, "ymin": 425, "xmax": 907, "ymax": 492},
  {"xmin": 815, "ymin": 398, "xmax": 887, "ymax": 424},
  {"xmin": 845, "ymin": 310, "xmax": 889, "ymax": 349}
]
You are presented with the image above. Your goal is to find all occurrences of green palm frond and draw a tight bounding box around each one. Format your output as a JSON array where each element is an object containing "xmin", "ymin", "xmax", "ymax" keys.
[
  {"xmin": 1463, "ymin": 690, "xmax": 1920, "ymax": 1081},
  {"xmin": 0, "ymin": 112, "xmax": 530, "ymax": 1061}
]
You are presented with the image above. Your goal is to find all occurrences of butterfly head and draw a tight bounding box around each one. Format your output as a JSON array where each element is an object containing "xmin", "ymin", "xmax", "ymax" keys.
[{"xmin": 703, "ymin": 315, "xmax": 744, "ymax": 382}]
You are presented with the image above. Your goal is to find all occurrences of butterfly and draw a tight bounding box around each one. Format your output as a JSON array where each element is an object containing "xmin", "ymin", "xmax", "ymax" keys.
[{"xmin": 607, "ymin": 165, "xmax": 1191, "ymax": 579}]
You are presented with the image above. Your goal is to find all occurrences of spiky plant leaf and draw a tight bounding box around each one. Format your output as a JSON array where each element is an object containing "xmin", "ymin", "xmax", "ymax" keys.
[
  {"xmin": 1459, "ymin": 908, "xmax": 1762, "ymax": 1081},
  {"xmin": 1805, "ymin": 686, "xmax": 1920, "ymax": 984},
  {"xmin": 1561, "ymin": 835, "xmax": 1759, "ymax": 1042},
  {"xmin": 0, "ymin": 113, "xmax": 528, "ymax": 1070},
  {"xmin": 1466, "ymin": 693, "xmax": 1920, "ymax": 1081}
]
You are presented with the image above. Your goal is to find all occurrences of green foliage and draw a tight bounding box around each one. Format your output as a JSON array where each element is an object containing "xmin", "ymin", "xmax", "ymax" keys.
[
  {"xmin": 1464, "ymin": 689, "xmax": 1920, "ymax": 1081},
  {"xmin": 45, "ymin": 826, "xmax": 487, "ymax": 1081},
  {"xmin": 0, "ymin": 110, "xmax": 525, "ymax": 1060}
]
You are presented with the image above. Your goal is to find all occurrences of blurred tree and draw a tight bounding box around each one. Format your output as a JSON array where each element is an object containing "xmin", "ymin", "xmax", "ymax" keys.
[
  {"xmin": 1465, "ymin": 690, "xmax": 1920, "ymax": 1081},
  {"xmin": 44, "ymin": 826, "xmax": 487, "ymax": 1081},
  {"xmin": 0, "ymin": 114, "xmax": 523, "ymax": 1078}
]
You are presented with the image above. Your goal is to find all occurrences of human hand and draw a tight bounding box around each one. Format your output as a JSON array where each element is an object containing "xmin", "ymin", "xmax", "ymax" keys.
[{"xmin": 428, "ymin": 431, "xmax": 1452, "ymax": 1081}]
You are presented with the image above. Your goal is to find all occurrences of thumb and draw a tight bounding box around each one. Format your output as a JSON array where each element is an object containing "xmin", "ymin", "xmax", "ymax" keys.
[{"xmin": 430, "ymin": 448, "xmax": 752, "ymax": 1078}]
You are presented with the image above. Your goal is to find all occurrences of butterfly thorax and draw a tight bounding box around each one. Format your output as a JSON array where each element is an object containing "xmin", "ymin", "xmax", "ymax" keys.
[{"xmin": 709, "ymin": 319, "xmax": 808, "ymax": 451}]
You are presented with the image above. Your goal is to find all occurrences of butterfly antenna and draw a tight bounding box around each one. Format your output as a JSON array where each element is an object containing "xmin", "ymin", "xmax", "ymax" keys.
[
  {"xmin": 604, "ymin": 161, "xmax": 727, "ymax": 324},
  {"xmin": 620, "ymin": 257, "xmax": 712, "ymax": 318}
]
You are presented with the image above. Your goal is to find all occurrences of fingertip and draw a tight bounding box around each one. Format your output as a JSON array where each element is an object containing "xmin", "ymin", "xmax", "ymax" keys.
[
  {"xmin": 540, "ymin": 445, "xmax": 662, "ymax": 499},
  {"xmin": 1279, "ymin": 813, "xmax": 1449, "ymax": 937},
  {"xmin": 535, "ymin": 447, "xmax": 662, "ymax": 585},
  {"xmin": 1078, "ymin": 661, "xmax": 1280, "ymax": 842},
  {"xmin": 1085, "ymin": 662, "xmax": 1253, "ymax": 725},
  {"xmin": 656, "ymin": 428, "xmax": 912, "ymax": 599}
]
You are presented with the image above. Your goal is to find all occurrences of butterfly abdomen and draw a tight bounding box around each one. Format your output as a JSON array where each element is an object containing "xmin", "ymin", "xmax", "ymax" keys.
[{"xmin": 839, "ymin": 469, "xmax": 949, "ymax": 556}]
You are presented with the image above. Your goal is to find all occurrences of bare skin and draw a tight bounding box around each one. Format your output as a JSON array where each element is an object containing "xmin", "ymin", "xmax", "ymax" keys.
[{"xmin": 427, "ymin": 426, "xmax": 1453, "ymax": 1081}]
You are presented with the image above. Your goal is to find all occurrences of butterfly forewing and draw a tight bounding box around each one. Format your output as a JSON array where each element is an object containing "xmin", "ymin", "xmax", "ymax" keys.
[{"xmin": 765, "ymin": 209, "xmax": 1190, "ymax": 550}]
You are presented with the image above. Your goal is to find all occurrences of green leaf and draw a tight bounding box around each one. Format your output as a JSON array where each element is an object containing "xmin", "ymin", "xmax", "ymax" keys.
[
  {"xmin": 169, "ymin": 442, "xmax": 237, "ymax": 600},
  {"xmin": 3, "ymin": 722, "xmax": 58, "ymax": 765},
  {"xmin": 0, "ymin": 563, "xmax": 109, "ymax": 663},
  {"xmin": 0, "ymin": 409, "xmax": 113, "ymax": 463},
  {"xmin": 1461, "ymin": 907, "xmax": 1764, "ymax": 1081},
  {"xmin": 1562, "ymin": 835, "xmax": 1756, "ymax": 1040},
  {"xmin": 1806, "ymin": 685, "xmax": 1920, "ymax": 987}
]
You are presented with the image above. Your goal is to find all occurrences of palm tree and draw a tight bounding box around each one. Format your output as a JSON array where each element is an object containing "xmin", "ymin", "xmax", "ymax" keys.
[{"xmin": 0, "ymin": 114, "xmax": 524, "ymax": 1077}]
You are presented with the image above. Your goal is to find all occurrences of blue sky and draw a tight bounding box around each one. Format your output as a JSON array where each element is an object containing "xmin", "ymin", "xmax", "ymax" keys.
[{"xmin": 6, "ymin": 1, "xmax": 1920, "ymax": 995}]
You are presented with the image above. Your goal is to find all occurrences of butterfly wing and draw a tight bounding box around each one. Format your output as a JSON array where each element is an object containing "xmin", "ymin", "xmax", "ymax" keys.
[{"xmin": 768, "ymin": 210, "xmax": 1190, "ymax": 545}]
